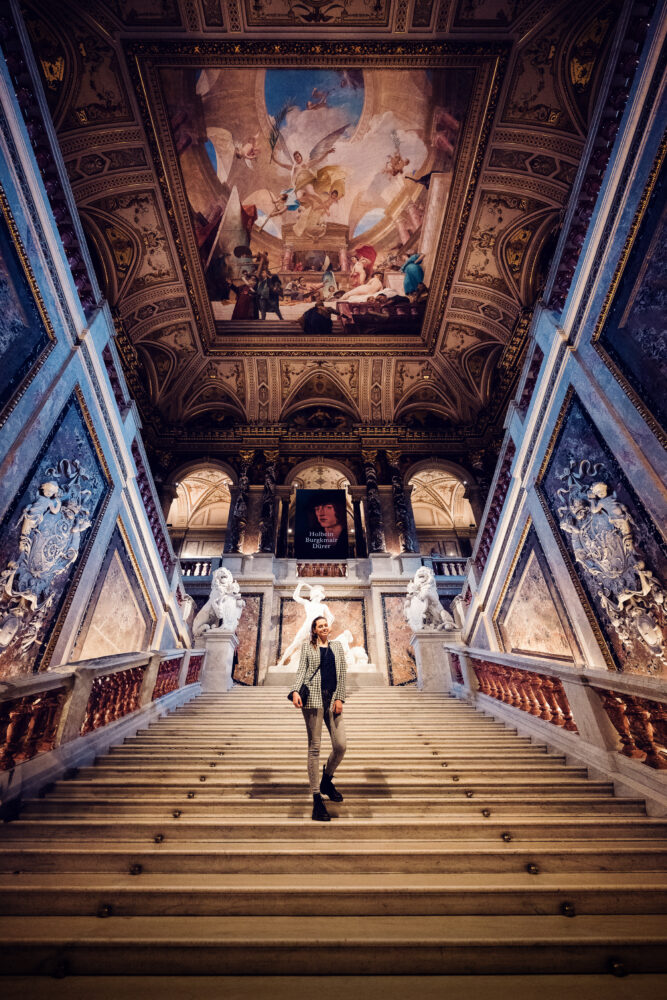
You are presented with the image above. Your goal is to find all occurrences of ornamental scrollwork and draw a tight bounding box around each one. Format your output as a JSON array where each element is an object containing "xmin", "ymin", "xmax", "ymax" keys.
[
  {"xmin": 0, "ymin": 459, "xmax": 94, "ymax": 654},
  {"xmin": 556, "ymin": 460, "xmax": 666, "ymax": 671}
]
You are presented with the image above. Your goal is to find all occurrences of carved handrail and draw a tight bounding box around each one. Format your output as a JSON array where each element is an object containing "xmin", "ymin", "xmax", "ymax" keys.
[
  {"xmin": 152, "ymin": 656, "xmax": 184, "ymax": 701},
  {"xmin": 185, "ymin": 654, "xmax": 204, "ymax": 685},
  {"xmin": 0, "ymin": 648, "xmax": 205, "ymax": 778},
  {"xmin": 81, "ymin": 666, "xmax": 145, "ymax": 735},
  {"xmin": 443, "ymin": 643, "xmax": 667, "ymax": 706},
  {"xmin": 594, "ymin": 688, "xmax": 667, "ymax": 771},
  {"xmin": 0, "ymin": 686, "xmax": 69, "ymax": 771},
  {"xmin": 470, "ymin": 658, "xmax": 578, "ymax": 732},
  {"xmin": 420, "ymin": 556, "xmax": 468, "ymax": 577}
]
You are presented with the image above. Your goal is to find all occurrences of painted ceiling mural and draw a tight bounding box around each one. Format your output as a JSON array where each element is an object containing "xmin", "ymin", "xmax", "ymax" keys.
[
  {"xmin": 21, "ymin": 0, "xmax": 620, "ymax": 466},
  {"xmin": 165, "ymin": 64, "xmax": 470, "ymax": 341}
]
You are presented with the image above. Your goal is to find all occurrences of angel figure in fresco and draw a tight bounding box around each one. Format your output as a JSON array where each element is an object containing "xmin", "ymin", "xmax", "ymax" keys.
[
  {"xmin": 292, "ymin": 166, "xmax": 346, "ymax": 239},
  {"xmin": 234, "ymin": 132, "xmax": 261, "ymax": 168},
  {"xmin": 256, "ymin": 191, "xmax": 291, "ymax": 233},
  {"xmin": 271, "ymin": 123, "xmax": 350, "ymax": 210}
]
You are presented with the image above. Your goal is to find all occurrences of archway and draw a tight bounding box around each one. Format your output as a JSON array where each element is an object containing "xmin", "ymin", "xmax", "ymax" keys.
[
  {"xmin": 406, "ymin": 463, "xmax": 477, "ymax": 559},
  {"xmin": 166, "ymin": 463, "xmax": 234, "ymax": 557}
]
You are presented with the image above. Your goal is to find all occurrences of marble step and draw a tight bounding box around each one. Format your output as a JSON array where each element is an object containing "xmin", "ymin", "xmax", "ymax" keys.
[
  {"xmin": 105, "ymin": 746, "xmax": 560, "ymax": 760},
  {"xmin": 83, "ymin": 761, "xmax": 590, "ymax": 777},
  {"xmin": 2, "ymin": 974, "xmax": 666, "ymax": 1000},
  {"xmin": 47, "ymin": 777, "xmax": 618, "ymax": 797},
  {"xmin": 3, "ymin": 839, "xmax": 665, "ymax": 874},
  {"xmin": 0, "ymin": 914, "xmax": 666, "ymax": 976},
  {"xmin": 1, "ymin": 872, "xmax": 665, "ymax": 917},
  {"xmin": 2, "ymin": 816, "xmax": 665, "ymax": 842},
  {"xmin": 19, "ymin": 795, "xmax": 646, "ymax": 818},
  {"xmin": 50, "ymin": 776, "xmax": 616, "ymax": 795}
]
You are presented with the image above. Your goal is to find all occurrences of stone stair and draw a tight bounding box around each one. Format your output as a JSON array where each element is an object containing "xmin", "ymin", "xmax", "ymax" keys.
[{"xmin": 1, "ymin": 686, "xmax": 666, "ymax": 997}]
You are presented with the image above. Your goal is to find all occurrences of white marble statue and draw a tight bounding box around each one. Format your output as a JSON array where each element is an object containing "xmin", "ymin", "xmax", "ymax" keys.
[
  {"xmin": 193, "ymin": 567, "xmax": 245, "ymax": 637},
  {"xmin": 336, "ymin": 628, "xmax": 371, "ymax": 671},
  {"xmin": 404, "ymin": 565, "xmax": 456, "ymax": 633},
  {"xmin": 277, "ymin": 580, "xmax": 334, "ymax": 669}
]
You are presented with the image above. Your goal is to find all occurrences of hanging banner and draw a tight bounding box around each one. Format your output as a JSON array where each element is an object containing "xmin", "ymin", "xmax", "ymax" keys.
[{"xmin": 294, "ymin": 489, "xmax": 349, "ymax": 559}]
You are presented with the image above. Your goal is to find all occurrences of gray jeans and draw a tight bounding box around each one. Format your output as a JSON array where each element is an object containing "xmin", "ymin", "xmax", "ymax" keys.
[{"xmin": 302, "ymin": 706, "xmax": 347, "ymax": 794}]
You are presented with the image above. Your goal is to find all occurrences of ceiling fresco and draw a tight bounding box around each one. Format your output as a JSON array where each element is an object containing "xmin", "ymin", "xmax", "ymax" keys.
[
  {"xmin": 21, "ymin": 0, "xmax": 621, "ymax": 464},
  {"xmin": 164, "ymin": 64, "xmax": 471, "ymax": 340}
]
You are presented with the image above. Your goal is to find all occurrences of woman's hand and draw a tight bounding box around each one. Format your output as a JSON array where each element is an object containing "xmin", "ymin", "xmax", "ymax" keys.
[
  {"xmin": 333, "ymin": 699, "xmax": 343, "ymax": 716},
  {"xmin": 292, "ymin": 691, "xmax": 303, "ymax": 708}
]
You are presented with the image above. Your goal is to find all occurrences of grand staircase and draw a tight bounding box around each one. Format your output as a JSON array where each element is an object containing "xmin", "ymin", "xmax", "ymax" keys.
[{"xmin": 1, "ymin": 686, "xmax": 667, "ymax": 997}]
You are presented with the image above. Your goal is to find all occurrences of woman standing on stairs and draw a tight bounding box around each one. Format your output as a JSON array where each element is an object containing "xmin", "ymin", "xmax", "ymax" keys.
[{"xmin": 289, "ymin": 616, "xmax": 347, "ymax": 822}]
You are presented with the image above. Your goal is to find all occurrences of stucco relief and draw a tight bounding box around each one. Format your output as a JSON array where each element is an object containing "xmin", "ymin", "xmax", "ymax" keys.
[
  {"xmin": 540, "ymin": 393, "xmax": 667, "ymax": 676},
  {"xmin": 89, "ymin": 192, "xmax": 175, "ymax": 294},
  {"xmin": 557, "ymin": 464, "xmax": 665, "ymax": 671},
  {"xmin": 0, "ymin": 394, "xmax": 110, "ymax": 678},
  {"xmin": 460, "ymin": 193, "xmax": 540, "ymax": 295}
]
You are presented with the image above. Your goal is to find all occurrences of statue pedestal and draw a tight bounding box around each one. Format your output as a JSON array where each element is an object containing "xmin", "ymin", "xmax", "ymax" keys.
[
  {"xmin": 411, "ymin": 631, "xmax": 460, "ymax": 692},
  {"xmin": 201, "ymin": 631, "xmax": 239, "ymax": 692}
]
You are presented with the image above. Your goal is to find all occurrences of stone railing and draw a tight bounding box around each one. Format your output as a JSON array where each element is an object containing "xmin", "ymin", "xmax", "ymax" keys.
[
  {"xmin": 443, "ymin": 644, "xmax": 667, "ymax": 786},
  {"xmin": 420, "ymin": 556, "xmax": 467, "ymax": 577},
  {"xmin": 593, "ymin": 688, "xmax": 667, "ymax": 771},
  {"xmin": 296, "ymin": 562, "xmax": 348, "ymax": 578},
  {"xmin": 470, "ymin": 657, "xmax": 578, "ymax": 732},
  {"xmin": 181, "ymin": 558, "xmax": 217, "ymax": 578},
  {"xmin": 0, "ymin": 646, "xmax": 206, "ymax": 799}
]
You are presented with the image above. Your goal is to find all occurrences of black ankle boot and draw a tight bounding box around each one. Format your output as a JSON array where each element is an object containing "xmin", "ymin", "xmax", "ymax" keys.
[
  {"xmin": 312, "ymin": 793, "xmax": 331, "ymax": 822},
  {"xmin": 320, "ymin": 766, "xmax": 344, "ymax": 802}
]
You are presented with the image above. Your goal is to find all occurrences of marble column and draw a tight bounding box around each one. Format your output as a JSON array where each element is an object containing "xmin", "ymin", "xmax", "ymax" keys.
[
  {"xmin": 386, "ymin": 450, "xmax": 419, "ymax": 554},
  {"xmin": 361, "ymin": 450, "xmax": 386, "ymax": 554},
  {"xmin": 223, "ymin": 450, "xmax": 254, "ymax": 554},
  {"xmin": 277, "ymin": 495, "xmax": 290, "ymax": 558},
  {"xmin": 353, "ymin": 498, "xmax": 367, "ymax": 558},
  {"xmin": 258, "ymin": 449, "xmax": 279, "ymax": 554}
]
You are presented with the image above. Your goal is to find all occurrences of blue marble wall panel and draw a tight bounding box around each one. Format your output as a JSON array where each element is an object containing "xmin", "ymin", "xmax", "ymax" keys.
[
  {"xmin": 0, "ymin": 390, "xmax": 111, "ymax": 678},
  {"xmin": 596, "ymin": 151, "xmax": 667, "ymax": 440},
  {"xmin": 0, "ymin": 193, "xmax": 54, "ymax": 424},
  {"xmin": 538, "ymin": 391, "xmax": 667, "ymax": 676}
]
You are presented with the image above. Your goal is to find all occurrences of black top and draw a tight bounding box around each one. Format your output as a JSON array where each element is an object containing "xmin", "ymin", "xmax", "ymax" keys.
[{"xmin": 319, "ymin": 644, "xmax": 336, "ymax": 694}]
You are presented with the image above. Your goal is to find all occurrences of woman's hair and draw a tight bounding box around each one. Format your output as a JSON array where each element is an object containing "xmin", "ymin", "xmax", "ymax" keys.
[{"xmin": 310, "ymin": 616, "xmax": 327, "ymax": 647}]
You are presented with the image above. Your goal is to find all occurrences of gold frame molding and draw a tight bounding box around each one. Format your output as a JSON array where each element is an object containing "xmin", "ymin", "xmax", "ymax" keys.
[
  {"xmin": 41, "ymin": 385, "xmax": 114, "ymax": 669},
  {"xmin": 0, "ymin": 184, "xmax": 56, "ymax": 429},
  {"xmin": 491, "ymin": 514, "xmax": 532, "ymax": 649},
  {"xmin": 126, "ymin": 39, "xmax": 507, "ymax": 357},
  {"xmin": 591, "ymin": 133, "xmax": 667, "ymax": 449}
]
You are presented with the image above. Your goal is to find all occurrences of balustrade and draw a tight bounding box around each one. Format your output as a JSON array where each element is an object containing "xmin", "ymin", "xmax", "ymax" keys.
[
  {"xmin": 471, "ymin": 658, "xmax": 577, "ymax": 732},
  {"xmin": 81, "ymin": 666, "xmax": 145, "ymax": 735},
  {"xmin": 296, "ymin": 562, "xmax": 348, "ymax": 578},
  {"xmin": 449, "ymin": 653, "xmax": 464, "ymax": 685},
  {"xmin": 152, "ymin": 656, "xmax": 183, "ymax": 701},
  {"xmin": 181, "ymin": 558, "xmax": 213, "ymax": 577},
  {"xmin": 595, "ymin": 688, "xmax": 667, "ymax": 770},
  {"xmin": 420, "ymin": 556, "xmax": 467, "ymax": 577},
  {"xmin": 0, "ymin": 687, "xmax": 67, "ymax": 771},
  {"xmin": 186, "ymin": 654, "xmax": 204, "ymax": 685}
]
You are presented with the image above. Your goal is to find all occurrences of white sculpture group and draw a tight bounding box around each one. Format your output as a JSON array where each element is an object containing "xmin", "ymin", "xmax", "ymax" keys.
[
  {"xmin": 277, "ymin": 580, "xmax": 370, "ymax": 671},
  {"xmin": 404, "ymin": 565, "xmax": 456, "ymax": 633},
  {"xmin": 193, "ymin": 567, "xmax": 245, "ymax": 637}
]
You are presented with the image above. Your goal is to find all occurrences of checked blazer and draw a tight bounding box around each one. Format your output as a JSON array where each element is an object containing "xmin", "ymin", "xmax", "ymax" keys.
[{"xmin": 293, "ymin": 639, "xmax": 347, "ymax": 709}]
